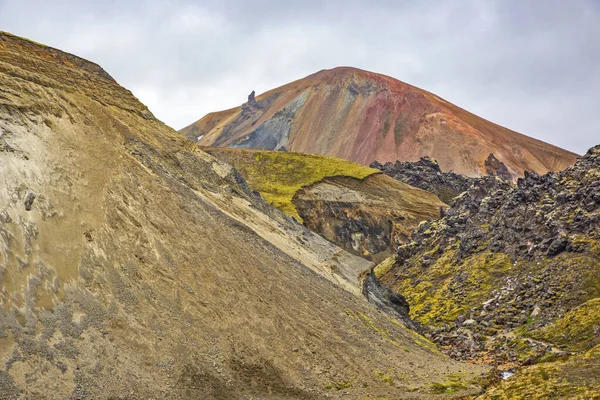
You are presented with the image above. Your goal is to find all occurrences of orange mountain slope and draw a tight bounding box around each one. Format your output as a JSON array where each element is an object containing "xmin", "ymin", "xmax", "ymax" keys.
[{"xmin": 181, "ymin": 67, "xmax": 578, "ymax": 179}]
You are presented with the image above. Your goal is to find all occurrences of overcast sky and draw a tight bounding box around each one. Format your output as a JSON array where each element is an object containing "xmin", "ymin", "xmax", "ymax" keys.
[{"xmin": 1, "ymin": 0, "xmax": 598, "ymax": 154}]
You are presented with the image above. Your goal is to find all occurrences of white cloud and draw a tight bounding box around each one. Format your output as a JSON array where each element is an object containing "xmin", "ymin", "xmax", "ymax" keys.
[{"xmin": 0, "ymin": 0, "xmax": 598, "ymax": 153}]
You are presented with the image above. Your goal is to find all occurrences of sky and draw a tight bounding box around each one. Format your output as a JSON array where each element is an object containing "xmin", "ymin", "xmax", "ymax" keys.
[{"xmin": 0, "ymin": 0, "xmax": 598, "ymax": 154}]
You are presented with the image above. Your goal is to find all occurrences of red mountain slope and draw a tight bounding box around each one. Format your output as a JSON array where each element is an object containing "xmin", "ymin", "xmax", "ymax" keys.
[{"xmin": 181, "ymin": 67, "xmax": 577, "ymax": 179}]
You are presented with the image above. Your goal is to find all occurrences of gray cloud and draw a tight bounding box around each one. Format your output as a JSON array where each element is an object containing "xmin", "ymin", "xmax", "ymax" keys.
[{"xmin": 0, "ymin": 0, "xmax": 598, "ymax": 154}]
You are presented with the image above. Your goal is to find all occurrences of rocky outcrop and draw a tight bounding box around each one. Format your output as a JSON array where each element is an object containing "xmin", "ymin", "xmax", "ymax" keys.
[
  {"xmin": 379, "ymin": 145, "xmax": 600, "ymax": 374},
  {"xmin": 247, "ymin": 90, "xmax": 257, "ymax": 107},
  {"xmin": 485, "ymin": 153, "xmax": 513, "ymax": 181},
  {"xmin": 362, "ymin": 271, "xmax": 419, "ymax": 331},
  {"xmin": 409, "ymin": 147, "xmax": 600, "ymax": 262},
  {"xmin": 204, "ymin": 148, "xmax": 446, "ymax": 261},
  {"xmin": 293, "ymin": 174, "xmax": 446, "ymax": 261},
  {"xmin": 183, "ymin": 66, "xmax": 578, "ymax": 177},
  {"xmin": 371, "ymin": 157, "xmax": 476, "ymax": 203}
]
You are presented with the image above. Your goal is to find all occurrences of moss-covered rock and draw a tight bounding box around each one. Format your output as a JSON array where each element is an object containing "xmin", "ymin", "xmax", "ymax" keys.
[
  {"xmin": 378, "ymin": 145, "xmax": 600, "ymax": 381},
  {"xmin": 478, "ymin": 345, "xmax": 600, "ymax": 400},
  {"xmin": 528, "ymin": 297, "xmax": 600, "ymax": 352}
]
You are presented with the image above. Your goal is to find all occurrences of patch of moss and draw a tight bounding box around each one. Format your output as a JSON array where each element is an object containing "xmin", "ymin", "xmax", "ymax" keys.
[
  {"xmin": 430, "ymin": 374, "xmax": 469, "ymax": 394},
  {"xmin": 528, "ymin": 297, "xmax": 600, "ymax": 352},
  {"xmin": 373, "ymin": 256, "xmax": 396, "ymax": 278},
  {"xmin": 374, "ymin": 369, "xmax": 395, "ymax": 386},
  {"xmin": 203, "ymin": 148, "xmax": 378, "ymax": 221},
  {"xmin": 393, "ymin": 250, "xmax": 513, "ymax": 325},
  {"xmin": 479, "ymin": 345, "xmax": 600, "ymax": 399},
  {"xmin": 334, "ymin": 381, "xmax": 353, "ymax": 390},
  {"xmin": 345, "ymin": 310, "xmax": 420, "ymax": 353}
]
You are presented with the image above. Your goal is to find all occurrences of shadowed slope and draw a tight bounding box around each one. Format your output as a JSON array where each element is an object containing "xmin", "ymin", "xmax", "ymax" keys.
[
  {"xmin": 183, "ymin": 67, "xmax": 577, "ymax": 179},
  {"xmin": 0, "ymin": 32, "xmax": 488, "ymax": 398}
]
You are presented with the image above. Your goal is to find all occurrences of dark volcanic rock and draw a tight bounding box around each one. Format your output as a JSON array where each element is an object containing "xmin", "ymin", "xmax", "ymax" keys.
[
  {"xmin": 379, "ymin": 145, "xmax": 600, "ymax": 365},
  {"xmin": 293, "ymin": 174, "xmax": 446, "ymax": 261},
  {"xmin": 362, "ymin": 271, "xmax": 420, "ymax": 331},
  {"xmin": 405, "ymin": 145, "xmax": 600, "ymax": 263},
  {"xmin": 370, "ymin": 157, "xmax": 477, "ymax": 203},
  {"xmin": 24, "ymin": 191, "xmax": 36, "ymax": 211},
  {"xmin": 247, "ymin": 90, "xmax": 257, "ymax": 106},
  {"xmin": 485, "ymin": 153, "xmax": 513, "ymax": 181}
]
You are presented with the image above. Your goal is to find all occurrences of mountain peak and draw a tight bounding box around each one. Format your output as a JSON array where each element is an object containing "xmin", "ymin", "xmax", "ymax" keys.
[{"xmin": 182, "ymin": 67, "xmax": 577, "ymax": 179}]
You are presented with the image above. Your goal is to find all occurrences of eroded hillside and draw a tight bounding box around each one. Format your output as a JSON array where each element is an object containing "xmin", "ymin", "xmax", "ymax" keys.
[
  {"xmin": 203, "ymin": 148, "xmax": 446, "ymax": 262},
  {"xmin": 0, "ymin": 32, "xmax": 490, "ymax": 399}
]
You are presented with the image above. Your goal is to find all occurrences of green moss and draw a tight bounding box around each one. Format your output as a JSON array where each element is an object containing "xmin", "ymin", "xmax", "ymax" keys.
[
  {"xmin": 344, "ymin": 308, "xmax": 358, "ymax": 319},
  {"xmin": 528, "ymin": 297, "xmax": 600, "ymax": 352},
  {"xmin": 203, "ymin": 148, "xmax": 378, "ymax": 221},
  {"xmin": 374, "ymin": 369, "xmax": 395, "ymax": 386},
  {"xmin": 430, "ymin": 374, "xmax": 469, "ymax": 394},
  {"xmin": 480, "ymin": 345, "xmax": 600, "ymax": 399},
  {"xmin": 334, "ymin": 381, "xmax": 353, "ymax": 390},
  {"xmin": 345, "ymin": 309, "xmax": 439, "ymax": 355},
  {"xmin": 373, "ymin": 256, "xmax": 396, "ymax": 278},
  {"xmin": 393, "ymin": 250, "xmax": 513, "ymax": 325}
]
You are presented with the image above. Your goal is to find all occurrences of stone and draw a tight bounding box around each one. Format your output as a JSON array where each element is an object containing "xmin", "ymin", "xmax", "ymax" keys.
[
  {"xmin": 547, "ymin": 236, "xmax": 568, "ymax": 256},
  {"xmin": 247, "ymin": 90, "xmax": 257, "ymax": 107},
  {"xmin": 24, "ymin": 191, "xmax": 36, "ymax": 211}
]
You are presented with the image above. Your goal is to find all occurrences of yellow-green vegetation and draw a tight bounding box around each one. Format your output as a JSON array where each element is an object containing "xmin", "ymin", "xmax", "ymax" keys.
[
  {"xmin": 325, "ymin": 380, "xmax": 354, "ymax": 391},
  {"xmin": 479, "ymin": 345, "xmax": 600, "ymax": 400},
  {"xmin": 373, "ymin": 256, "xmax": 395, "ymax": 278},
  {"xmin": 345, "ymin": 309, "xmax": 410, "ymax": 352},
  {"xmin": 430, "ymin": 374, "xmax": 469, "ymax": 394},
  {"xmin": 528, "ymin": 297, "xmax": 600, "ymax": 352},
  {"xmin": 373, "ymin": 369, "xmax": 396, "ymax": 386},
  {"xmin": 203, "ymin": 148, "xmax": 378, "ymax": 220},
  {"xmin": 386, "ymin": 316, "xmax": 442, "ymax": 354},
  {"xmin": 391, "ymin": 249, "xmax": 513, "ymax": 325}
]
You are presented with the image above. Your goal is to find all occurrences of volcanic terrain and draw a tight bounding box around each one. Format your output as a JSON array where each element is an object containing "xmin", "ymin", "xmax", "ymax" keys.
[
  {"xmin": 0, "ymin": 32, "xmax": 489, "ymax": 399},
  {"xmin": 182, "ymin": 67, "xmax": 578, "ymax": 179},
  {"xmin": 204, "ymin": 148, "xmax": 446, "ymax": 261}
]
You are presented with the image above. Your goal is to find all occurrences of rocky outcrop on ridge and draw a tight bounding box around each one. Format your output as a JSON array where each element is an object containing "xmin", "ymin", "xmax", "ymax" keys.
[
  {"xmin": 293, "ymin": 174, "xmax": 446, "ymax": 261},
  {"xmin": 370, "ymin": 157, "xmax": 477, "ymax": 203}
]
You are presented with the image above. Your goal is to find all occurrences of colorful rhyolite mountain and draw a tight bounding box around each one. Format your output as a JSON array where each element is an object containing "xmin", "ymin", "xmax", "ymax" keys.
[{"xmin": 182, "ymin": 67, "xmax": 578, "ymax": 179}]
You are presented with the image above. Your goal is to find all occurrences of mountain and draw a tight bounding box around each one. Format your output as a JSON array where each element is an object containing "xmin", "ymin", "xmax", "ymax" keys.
[
  {"xmin": 204, "ymin": 148, "xmax": 446, "ymax": 261},
  {"xmin": 181, "ymin": 67, "xmax": 578, "ymax": 179},
  {"xmin": 375, "ymin": 145, "xmax": 600, "ymax": 397},
  {"xmin": 0, "ymin": 32, "xmax": 491, "ymax": 398}
]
